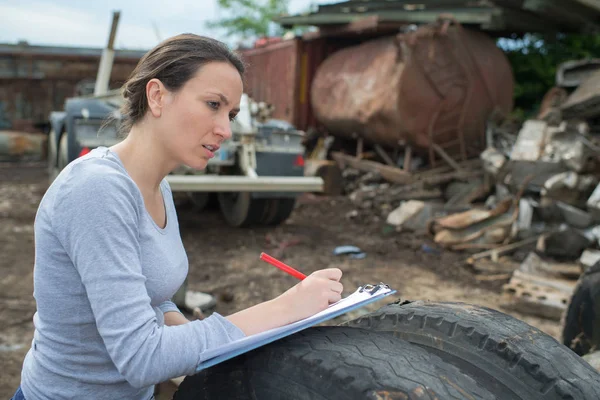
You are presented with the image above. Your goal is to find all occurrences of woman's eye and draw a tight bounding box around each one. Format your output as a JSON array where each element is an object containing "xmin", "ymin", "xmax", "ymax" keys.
[
  {"xmin": 207, "ymin": 101, "xmax": 220, "ymax": 110},
  {"xmin": 229, "ymin": 114, "xmax": 237, "ymax": 122}
]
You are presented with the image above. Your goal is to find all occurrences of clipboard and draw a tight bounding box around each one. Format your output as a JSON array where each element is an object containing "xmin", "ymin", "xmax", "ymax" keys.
[{"xmin": 196, "ymin": 282, "xmax": 396, "ymax": 372}]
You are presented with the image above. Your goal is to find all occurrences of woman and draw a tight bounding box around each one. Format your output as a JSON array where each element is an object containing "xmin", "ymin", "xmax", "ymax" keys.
[{"xmin": 12, "ymin": 34, "xmax": 343, "ymax": 400}]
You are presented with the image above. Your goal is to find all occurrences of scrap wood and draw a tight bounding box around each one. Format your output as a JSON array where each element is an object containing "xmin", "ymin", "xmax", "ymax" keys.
[
  {"xmin": 512, "ymin": 269, "xmax": 577, "ymax": 293},
  {"xmin": 390, "ymin": 188, "xmax": 443, "ymax": 201},
  {"xmin": 374, "ymin": 144, "xmax": 396, "ymax": 166},
  {"xmin": 433, "ymin": 198, "xmax": 512, "ymax": 231},
  {"xmin": 445, "ymin": 181, "xmax": 491, "ymax": 207},
  {"xmin": 470, "ymin": 258, "xmax": 520, "ymax": 274},
  {"xmin": 431, "ymin": 196, "xmax": 519, "ymax": 249},
  {"xmin": 519, "ymin": 252, "xmax": 583, "ymax": 280},
  {"xmin": 452, "ymin": 243, "xmax": 501, "ymax": 250},
  {"xmin": 413, "ymin": 158, "xmax": 482, "ymax": 179},
  {"xmin": 414, "ymin": 169, "xmax": 483, "ymax": 186},
  {"xmin": 332, "ymin": 151, "xmax": 412, "ymax": 184},
  {"xmin": 466, "ymin": 235, "xmax": 542, "ymax": 264},
  {"xmin": 431, "ymin": 143, "xmax": 465, "ymax": 173},
  {"xmin": 475, "ymin": 273, "xmax": 512, "ymax": 281},
  {"xmin": 434, "ymin": 213, "xmax": 515, "ymax": 249}
]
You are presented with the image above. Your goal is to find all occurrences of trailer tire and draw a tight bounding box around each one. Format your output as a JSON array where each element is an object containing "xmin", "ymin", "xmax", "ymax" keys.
[
  {"xmin": 172, "ymin": 326, "xmax": 495, "ymax": 400},
  {"xmin": 343, "ymin": 300, "xmax": 600, "ymax": 400},
  {"xmin": 58, "ymin": 133, "xmax": 69, "ymax": 171},
  {"xmin": 217, "ymin": 192, "xmax": 267, "ymax": 227},
  {"xmin": 47, "ymin": 130, "xmax": 59, "ymax": 184},
  {"xmin": 187, "ymin": 192, "xmax": 213, "ymax": 212},
  {"xmin": 561, "ymin": 262, "xmax": 600, "ymax": 356},
  {"xmin": 261, "ymin": 198, "xmax": 296, "ymax": 226}
]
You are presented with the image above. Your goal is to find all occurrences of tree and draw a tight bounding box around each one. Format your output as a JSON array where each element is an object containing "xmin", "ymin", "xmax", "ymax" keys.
[
  {"xmin": 501, "ymin": 33, "xmax": 600, "ymax": 119},
  {"xmin": 206, "ymin": 0, "xmax": 290, "ymax": 40}
]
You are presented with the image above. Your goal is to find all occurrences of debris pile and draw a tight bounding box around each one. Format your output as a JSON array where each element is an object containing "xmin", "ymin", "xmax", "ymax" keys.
[{"xmin": 318, "ymin": 58, "xmax": 600, "ymax": 321}]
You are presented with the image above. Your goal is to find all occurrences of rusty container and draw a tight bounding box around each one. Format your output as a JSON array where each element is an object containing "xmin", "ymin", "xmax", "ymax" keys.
[
  {"xmin": 310, "ymin": 21, "xmax": 514, "ymax": 161},
  {"xmin": 239, "ymin": 40, "xmax": 301, "ymax": 125}
]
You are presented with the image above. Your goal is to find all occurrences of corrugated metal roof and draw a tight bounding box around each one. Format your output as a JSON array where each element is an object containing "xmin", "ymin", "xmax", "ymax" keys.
[
  {"xmin": 0, "ymin": 42, "xmax": 148, "ymax": 59},
  {"xmin": 276, "ymin": 0, "xmax": 600, "ymax": 34}
]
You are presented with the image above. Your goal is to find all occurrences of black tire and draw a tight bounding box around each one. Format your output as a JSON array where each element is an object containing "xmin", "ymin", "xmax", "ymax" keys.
[
  {"xmin": 561, "ymin": 262, "xmax": 600, "ymax": 356},
  {"xmin": 173, "ymin": 326, "xmax": 495, "ymax": 400},
  {"xmin": 261, "ymin": 198, "xmax": 296, "ymax": 226},
  {"xmin": 344, "ymin": 300, "xmax": 600, "ymax": 400},
  {"xmin": 58, "ymin": 133, "xmax": 69, "ymax": 171},
  {"xmin": 187, "ymin": 192, "xmax": 213, "ymax": 212},
  {"xmin": 217, "ymin": 191, "xmax": 267, "ymax": 227}
]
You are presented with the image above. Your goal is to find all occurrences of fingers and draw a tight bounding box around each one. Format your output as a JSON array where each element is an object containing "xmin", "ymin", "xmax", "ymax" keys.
[
  {"xmin": 328, "ymin": 291, "xmax": 342, "ymax": 304},
  {"xmin": 312, "ymin": 268, "xmax": 343, "ymax": 281},
  {"xmin": 330, "ymin": 281, "xmax": 343, "ymax": 294}
]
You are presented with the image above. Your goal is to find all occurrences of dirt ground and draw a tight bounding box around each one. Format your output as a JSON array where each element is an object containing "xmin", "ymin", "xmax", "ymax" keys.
[{"xmin": 0, "ymin": 162, "xmax": 563, "ymax": 398}]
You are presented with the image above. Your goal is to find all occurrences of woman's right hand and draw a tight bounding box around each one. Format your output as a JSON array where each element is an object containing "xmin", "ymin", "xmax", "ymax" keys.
[
  {"xmin": 275, "ymin": 268, "xmax": 344, "ymax": 324},
  {"xmin": 226, "ymin": 268, "xmax": 344, "ymax": 336}
]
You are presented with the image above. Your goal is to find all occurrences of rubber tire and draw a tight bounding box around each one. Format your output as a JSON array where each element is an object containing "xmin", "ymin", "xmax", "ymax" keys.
[
  {"xmin": 261, "ymin": 198, "xmax": 296, "ymax": 226},
  {"xmin": 343, "ymin": 300, "xmax": 600, "ymax": 400},
  {"xmin": 561, "ymin": 262, "xmax": 600, "ymax": 356},
  {"xmin": 172, "ymin": 326, "xmax": 495, "ymax": 400},
  {"xmin": 47, "ymin": 130, "xmax": 59, "ymax": 184},
  {"xmin": 58, "ymin": 133, "xmax": 69, "ymax": 171},
  {"xmin": 217, "ymin": 192, "xmax": 268, "ymax": 227},
  {"xmin": 187, "ymin": 192, "xmax": 213, "ymax": 212}
]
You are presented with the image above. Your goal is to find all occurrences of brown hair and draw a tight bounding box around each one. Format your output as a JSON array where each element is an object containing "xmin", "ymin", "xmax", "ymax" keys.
[{"xmin": 117, "ymin": 33, "xmax": 245, "ymax": 135}]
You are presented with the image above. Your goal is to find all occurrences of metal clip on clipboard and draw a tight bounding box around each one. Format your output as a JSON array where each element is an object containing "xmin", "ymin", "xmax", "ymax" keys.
[{"xmin": 359, "ymin": 282, "xmax": 390, "ymax": 296}]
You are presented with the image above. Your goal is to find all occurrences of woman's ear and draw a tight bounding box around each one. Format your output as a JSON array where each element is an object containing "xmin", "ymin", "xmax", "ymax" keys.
[{"xmin": 146, "ymin": 78, "xmax": 165, "ymax": 118}]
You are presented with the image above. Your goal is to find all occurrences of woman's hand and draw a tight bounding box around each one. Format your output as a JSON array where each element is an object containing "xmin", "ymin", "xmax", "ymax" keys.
[
  {"xmin": 226, "ymin": 268, "xmax": 343, "ymax": 336},
  {"xmin": 275, "ymin": 268, "xmax": 344, "ymax": 323}
]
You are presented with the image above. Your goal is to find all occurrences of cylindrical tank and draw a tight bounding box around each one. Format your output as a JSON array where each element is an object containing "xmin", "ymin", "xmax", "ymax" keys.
[{"xmin": 310, "ymin": 22, "xmax": 514, "ymax": 157}]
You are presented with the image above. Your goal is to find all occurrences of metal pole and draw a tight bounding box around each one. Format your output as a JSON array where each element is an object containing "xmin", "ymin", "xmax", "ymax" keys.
[{"xmin": 94, "ymin": 11, "xmax": 121, "ymax": 97}]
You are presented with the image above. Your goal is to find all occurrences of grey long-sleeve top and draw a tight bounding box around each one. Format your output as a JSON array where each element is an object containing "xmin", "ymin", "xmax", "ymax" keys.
[{"xmin": 21, "ymin": 147, "xmax": 245, "ymax": 400}]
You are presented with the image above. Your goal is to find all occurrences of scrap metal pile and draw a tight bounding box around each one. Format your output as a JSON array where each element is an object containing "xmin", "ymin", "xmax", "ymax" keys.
[{"xmin": 324, "ymin": 58, "xmax": 600, "ymax": 322}]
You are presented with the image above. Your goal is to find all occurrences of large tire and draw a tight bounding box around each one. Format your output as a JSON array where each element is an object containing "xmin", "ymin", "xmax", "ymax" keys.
[
  {"xmin": 561, "ymin": 262, "xmax": 600, "ymax": 356},
  {"xmin": 58, "ymin": 133, "xmax": 69, "ymax": 171},
  {"xmin": 187, "ymin": 192, "xmax": 212, "ymax": 212},
  {"xmin": 47, "ymin": 130, "xmax": 59, "ymax": 184},
  {"xmin": 217, "ymin": 192, "xmax": 267, "ymax": 227},
  {"xmin": 344, "ymin": 301, "xmax": 600, "ymax": 400},
  {"xmin": 173, "ymin": 326, "xmax": 495, "ymax": 400},
  {"xmin": 261, "ymin": 198, "xmax": 296, "ymax": 226}
]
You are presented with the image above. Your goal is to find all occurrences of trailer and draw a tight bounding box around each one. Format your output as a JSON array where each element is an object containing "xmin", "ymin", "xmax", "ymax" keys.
[{"xmin": 46, "ymin": 12, "xmax": 323, "ymax": 228}]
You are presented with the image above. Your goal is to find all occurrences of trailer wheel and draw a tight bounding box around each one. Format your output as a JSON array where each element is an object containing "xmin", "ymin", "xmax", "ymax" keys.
[
  {"xmin": 47, "ymin": 130, "xmax": 59, "ymax": 184},
  {"xmin": 261, "ymin": 198, "xmax": 296, "ymax": 226},
  {"xmin": 58, "ymin": 133, "xmax": 69, "ymax": 171},
  {"xmin": 561, "ymin": 262, "xmax": 600, "ymax": 356},
  {"xmin": 172, "ymin": 327, "xmax": 495, "ymax": 400},
  {"xmin": 187, "ymin": 192, "xmax": 212, "ymax": 212},
  {"xmin": 217, "ymin": 192, "xmax": 267, "ymax": 227},
  {"xmin": 343, "ymin": 300, "xmax": 600, "ymax": 400}
]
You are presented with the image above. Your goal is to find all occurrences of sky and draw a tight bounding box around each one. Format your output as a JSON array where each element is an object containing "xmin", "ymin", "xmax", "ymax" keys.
[{"xmin": 0, "ymin": 0, "xmax": 337, "ymax": 50}]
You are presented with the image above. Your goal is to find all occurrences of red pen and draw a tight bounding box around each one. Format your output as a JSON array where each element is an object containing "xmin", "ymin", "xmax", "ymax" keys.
[{"xmin": 260, "ymin": 252, "xmax": 307, "ymax": 280}]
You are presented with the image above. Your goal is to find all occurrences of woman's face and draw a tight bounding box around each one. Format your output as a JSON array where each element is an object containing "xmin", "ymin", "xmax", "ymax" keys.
[{"xmin": 156, "ymin": 61, "xmax": 243, "ymax": 170}]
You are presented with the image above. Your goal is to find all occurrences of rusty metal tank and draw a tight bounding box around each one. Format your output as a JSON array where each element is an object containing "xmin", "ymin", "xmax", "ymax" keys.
[{"xmin": 310, "ymin": 20, "xmax": 514, "ymax": 160}]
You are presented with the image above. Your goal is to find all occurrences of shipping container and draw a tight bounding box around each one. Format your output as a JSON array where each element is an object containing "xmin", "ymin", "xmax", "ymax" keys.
[{"xmin": 239, "ymin": 37, "xmax": 355, "ymax": 132}]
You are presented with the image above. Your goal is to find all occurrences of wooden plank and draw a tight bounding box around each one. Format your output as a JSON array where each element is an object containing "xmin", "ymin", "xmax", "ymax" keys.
[
  {"xmin": 374, "ymin": 144, "xmax": 396, "ymax": 166},
  {"xmin": 432, "ymin": 143, "xmax": 465, "ymax": 172},
  {"xmin": 466, "ymin": 236, "xmax": 541, "ymax": 264},
  {"xmin": 403, "ymin": 145, "xmax": 412, "ymax": 172},
  {"xmin": 331, "ymin": 151, "xmax": 413, "ymax": 184}
]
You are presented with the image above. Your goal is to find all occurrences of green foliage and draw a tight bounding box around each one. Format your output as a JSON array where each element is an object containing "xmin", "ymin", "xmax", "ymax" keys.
[
  {"xmin": 206, "ymin": 0, "xmax": 290, "ymax": 39},
  {"xmin": 501, "ymin": 33, "xmax": 600, "ymax": 119}
]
